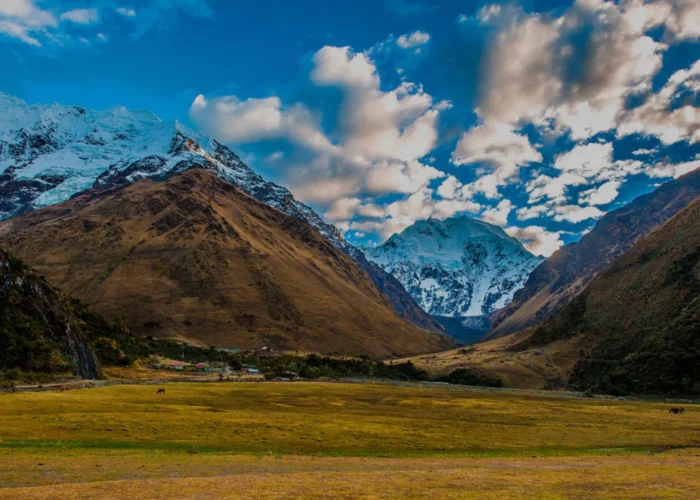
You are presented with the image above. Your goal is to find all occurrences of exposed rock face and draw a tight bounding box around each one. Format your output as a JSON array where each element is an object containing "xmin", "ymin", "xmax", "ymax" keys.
[
  {"xmin": 0, "ymin": 170, "xmax": 453, "ymax": 358},
  {"xmin": 488, "ymin": 167, "xmax": 700, "ymax": 339},
  {"xmin": 363, "ymin": 217, "xmax": 542, "ymax": 318},
  {"xmin": 0, "ymin": 248, "xmax": 102, "ymax": 379},
  {"xmin": 0, "ymin": 92, "xmax": 441, "ymax": 333}
]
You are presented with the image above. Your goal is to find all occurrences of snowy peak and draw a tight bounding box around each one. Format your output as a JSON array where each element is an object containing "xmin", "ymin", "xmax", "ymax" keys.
[
  {"xmin": 377, "ymin": 217, "xmax": 530, "ymax": 269},
  {"xmin": 363, "ymin": 217, "xmax": 542, "ymax": 317},
  {"xmin": 0, "ymin": 94, "xmax": 341, "ymax": 246}
]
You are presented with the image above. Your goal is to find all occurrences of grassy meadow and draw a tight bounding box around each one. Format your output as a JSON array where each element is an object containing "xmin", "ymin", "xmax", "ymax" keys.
[{"xmin": 1, "ymin": 381, "xmax": 699, "ymax": 498}]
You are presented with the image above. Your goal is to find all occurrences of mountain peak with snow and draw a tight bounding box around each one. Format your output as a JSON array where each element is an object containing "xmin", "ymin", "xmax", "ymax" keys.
[
  {"xmin": 0, "ymin": 94, "xmax": 338, "ymax": 245},
  {"xmin": 363, "ymin": 216, "xmax": 542, "ymax": 317}
]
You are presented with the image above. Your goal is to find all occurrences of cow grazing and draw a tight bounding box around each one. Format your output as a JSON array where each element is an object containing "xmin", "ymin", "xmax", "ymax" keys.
[
  {"xmin": 157, "ymin": 389, "xmax": 166, "ymax": 394},
  {"xmin": 669, "ymin": 407, "xmax": 685, "ymax": 414}
]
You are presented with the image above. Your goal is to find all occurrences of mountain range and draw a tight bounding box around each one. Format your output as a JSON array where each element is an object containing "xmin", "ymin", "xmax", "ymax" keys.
[
  {"xmin": 3, "ymin": 91, "xmax": 699, "ymax": 395},
  {"xmin": 0, "ymin": 92, "xmax": 443, "ymax": 335}
]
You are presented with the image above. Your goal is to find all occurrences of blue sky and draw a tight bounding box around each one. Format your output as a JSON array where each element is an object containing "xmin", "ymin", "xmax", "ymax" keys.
[{"xmin": 1, "ymin": 0, "xmax": 699, "ymax": 256}]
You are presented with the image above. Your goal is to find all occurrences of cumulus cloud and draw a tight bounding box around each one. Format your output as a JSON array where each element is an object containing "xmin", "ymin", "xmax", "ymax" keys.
[
  {"xmin": 473, "ymin": 0, "xmax": 685, "ymax": 141},
  {"xmin": 396, "ymin": 30, "xmax": 430, "ymax": 49},
  {"xmin": 116, "ymin": 7, "xmax": 137, "ymax": 18},
  {"xmin": 481, "ymin": 199, "xmax": 512, "ymax": 226},
  {"xmin": 476, "ymin": 12, "xmax": 561, "ymax": 126},
  {"xmin": 60, "ymin": 8, "xmax": 99, "ymax": 25},
  {"xmin": 526, "ymin": 173, "xmax": 587, "ymax": 204},
  {"xmin": 184, "ymin": 1, "xmax": 698, "ymax": 244},
  {"xmin": 616, "ymin": 60, "xmax": 700, "ymax": 144},
  {"xmin": 325, "ymin": 197, "xmax": 362, "ymax": 222},
  {"xmin": 190, "ymin": 94, "xmax": 332, "ymax": 152},
  {"xmin": 452, "ymin": 123, "xmax": 542, "ymax": 181},
  {"xmin": 448, "ymin": 0, "xmax": 700, "ymax": 239},
  {"xmin": 505, "ymin": 226, "xmax": 564, "ymax": 257},
  {"xmin": 552, "ymin": 204, "xmax": 605, "ymax": 223},
  {"xmin": 190, "ymin": 41, "xmax": 454, "ymax": 237},
  {"xmin": 647, "ymin": 157, "xmax": 700, "ymax": 179},
  {"xmin": 310, "ymin": 46, "xmax": 378, "ymax": 89},
  {"xmin": 347, "ymin": 187, "xmax": 481, "ymax": 240},
  {"xmin": 553, "ymin": 142, "xmax": 614, "ymax": 177},
  {"xmin": 0, "ymin": 0, "xmax": 56, "ymax": 46},
  {"xmin": 579, "ymin": 180, "xmax": 621, "ymax": 206}
]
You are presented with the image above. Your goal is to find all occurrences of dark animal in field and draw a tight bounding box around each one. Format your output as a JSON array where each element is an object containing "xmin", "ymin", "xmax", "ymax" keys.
[
  {"xmin": 669, "ymin": 407, "xmax": 685, "ymax": 414},
  {"xmin": 157, "ymin": 389, "xmax": 166, "ymax": 394}
]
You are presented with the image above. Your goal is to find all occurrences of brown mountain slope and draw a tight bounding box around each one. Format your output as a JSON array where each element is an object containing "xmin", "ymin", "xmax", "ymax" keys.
[
  {"xmin": 520, "ymin": 196, "xmax": 700, "ymax": 395},
  {"xmin": 488, "ymin": 167, "xmax": 700, "ymax": 339},
  {"xmin": 0, "ymin": 169, "xmax": 452, "ymax": 358}
]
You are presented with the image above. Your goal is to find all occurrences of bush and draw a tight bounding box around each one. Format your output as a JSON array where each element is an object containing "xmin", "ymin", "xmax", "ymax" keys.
[{"xmin": 437, "ymin": 367, "xmax": 502, "ymax": 387}]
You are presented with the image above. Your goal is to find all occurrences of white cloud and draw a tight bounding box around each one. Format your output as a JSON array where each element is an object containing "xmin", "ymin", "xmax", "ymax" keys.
[
  {"xmin": 191, "ymin": 42, "xmax": 449, "ymax": 230},
  {"xmin": 526, "ymin": 172, "xmax": 587, "ymax": 204},
  {"xmin": 325, "ymin": 197, "xmax": 362, "ymax": 222},
  {"xmin": 647, "ymin": 158, "xmax": 700, "ymax": 179},
  {"xmin": 396, "ymin": 30, "xmax": 430, "ymax": 49},
  {"xmin": 60, "ymin": 8, "xmax": 99, "ymax": 25},
  {"xmin": 190, "ymin": 94, "xmax": 332, "ymax": 152},
  {"xmin": 444, "ymin": 0, "xmax": 700, "ymax": 243},
  {"xmin": 664, "ymin": 0, "xmax": 700, "ymax": 40},
  {"xmin": 505, "ymin": 226, "xmax": 564, "ymax": 257},
  {"xmin": 579, "ymin": 180, "xmax": 621, "ymax": 206},
  {"xmin": 116, "ymin": 7, "xmax": 137, "ymax": 18},
  {"xmin": 470, "ymin": 0, "xmax": 688, "ymax": 144},
  {"xmin": 616, "ymin": 60, "xmax": 700, "ymax": 145},
  {"xmin": 436, "ymin": 175, "xmax": 461, "ymax": 199},
  {"xmin": 632, "ymin": 148, "xmax": 658, "ymax": 156},
  {"xmin": 517, "ymin": 204, "xmax": 549, "ymax": 221},
  {"xmin": 452, "ymin": 123, "xmax": 542, "ymax": 181},
  {"xmin": 553, "ymin": 142, "xmax": 614, "ymax": 177},
  {"xmin": 477, "ymin": 13, "xmax": 561, "ymax": 125},
  {"xmin": 552, "ymin": 204, "xmax": 605, "ymax": 223},
  {"xmin": 344, "ymin": 187, "xmax": 481, "ymax": 240},
  {"xmin": 310, "ymin": 46, "xmax": 378, "ymax": 89},
  {"xmin": 481, "ymin": 199, "xmax": 512, "ymax": 226},
  {"xmin": 0, "ymin": 0, "xmax": 56, "ymax": 46},
  {"xmin": 0, "ymin": 0, "xmax": 211, "ymax": 47},
  {"xmin": 364, "ymin": 159, "xmax": 444, "ymax": 195}
]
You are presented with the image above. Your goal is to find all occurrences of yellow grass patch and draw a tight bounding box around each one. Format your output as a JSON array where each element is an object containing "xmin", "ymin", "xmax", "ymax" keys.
[{"xmin": 1, "ymin": 382, "xmax": 698, "ymax": 498}]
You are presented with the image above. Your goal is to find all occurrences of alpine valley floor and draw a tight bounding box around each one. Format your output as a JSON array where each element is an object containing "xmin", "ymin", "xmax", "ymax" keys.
[{"xmin": 1, "ymin": 381, "xmax": 699, "ymax": 499}]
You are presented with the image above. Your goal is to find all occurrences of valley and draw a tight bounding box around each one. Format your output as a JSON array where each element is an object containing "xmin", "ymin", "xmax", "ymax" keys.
[
  {"xmin": 2, "ymin": 0, "xmax": 700, "ymax": 496},
  {"xmin": 1, "ymin": 381, "xmax": 699, "ymax": 499}
]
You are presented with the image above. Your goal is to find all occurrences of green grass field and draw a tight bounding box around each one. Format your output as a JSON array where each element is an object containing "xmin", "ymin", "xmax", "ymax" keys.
[{"xmin": 1, "ymin": 382, "xmax": 699, "ymax": 498}]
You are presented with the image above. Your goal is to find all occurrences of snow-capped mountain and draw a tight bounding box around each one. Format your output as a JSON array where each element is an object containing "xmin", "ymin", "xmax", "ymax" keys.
[
  {"xmin": 0, "ymin": 93, "xmax": 445, "ymax": 334},
  {"xmin": 362, "ymin": 217, "xmax": 543, "ymax": 317},
  {"xmin": 0, "ymin": 92, "xmax": 341, "ymax": 240}
]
